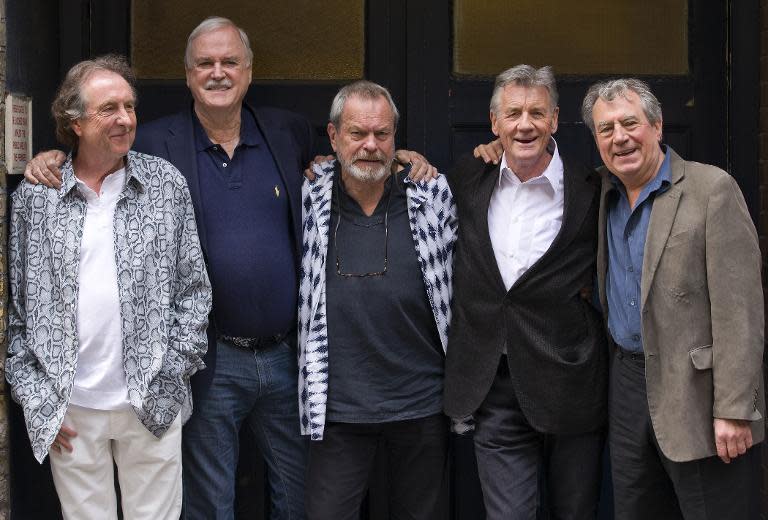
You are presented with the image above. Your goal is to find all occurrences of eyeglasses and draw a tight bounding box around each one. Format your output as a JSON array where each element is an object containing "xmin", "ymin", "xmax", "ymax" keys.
[{"xmin": 334, "ymin": 174, "xmax": 393, "ymax": 278}]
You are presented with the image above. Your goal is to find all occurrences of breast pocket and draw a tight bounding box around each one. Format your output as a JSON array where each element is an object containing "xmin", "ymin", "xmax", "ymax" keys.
[{"xmin": 656, "ymin": 229, "xmax": 706, "ymax": 297}]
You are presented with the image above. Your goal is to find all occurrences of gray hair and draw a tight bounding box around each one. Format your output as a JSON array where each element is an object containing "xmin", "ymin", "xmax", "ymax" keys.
[
  {"xmin": 184, "ymin": 16, "xmax": 253, "ymax": 69},
  {"xmin": 329, "ymin": 80, "xmax": 400, "ymax": 129},
  {"xmin": 490, "ymin": 65, "xmax": 558, "ymax": 114},
  {"xmin": 51, "ymin": 54, "xmax": 137, "ymax": 150},
  {"xmin": 581, "ymin": 78, "xmax": 662, "ymax": 134}
]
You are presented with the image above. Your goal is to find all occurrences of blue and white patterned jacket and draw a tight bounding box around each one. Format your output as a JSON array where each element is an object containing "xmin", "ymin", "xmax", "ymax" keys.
[
  {"xmin": 6, "ymin": 151, "xmax": 212, "ymax": 463},
  {"xmin": 298, "ymin": 160, "xmax": 457, "ymax": 440}
]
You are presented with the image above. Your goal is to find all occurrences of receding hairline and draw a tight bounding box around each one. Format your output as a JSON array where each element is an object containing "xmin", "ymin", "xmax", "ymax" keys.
[
  {"xmin": 77, "ymin": 68, "xmax": 136, "ymax": 113},
  {"xmin": 329, "ymin": 80, "xmax": 400, "ymax": 129},
  {"xmin": 339, "ymin": 93, "xmax": 395, "ymax": 122},
  {"xmin": 495, "ymin": 83, "xmax": 557, "ymax": 109},
  {"xmin": 185, "ymin": 18, "xmax": 253, "ymax": 68},
  {"xmin": 592, "ymin": 91, "xmax": 653, "ymax": 124},
  {"xmin": 189, "ymin": 27, "xmax": 247, "ymax": 56}
]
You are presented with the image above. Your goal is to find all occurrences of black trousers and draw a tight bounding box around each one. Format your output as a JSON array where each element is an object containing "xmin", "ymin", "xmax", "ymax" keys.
[
  {"xmin": 610, "ymin": 348, "xmax": 762, "ymax": 520},
  {"xmin": 305, "ymin": 414, "xmax": 449, "ymax": 520},
  {"xmin": 473, "ymin": 357, "xmax": 605, "ymax": 520}
]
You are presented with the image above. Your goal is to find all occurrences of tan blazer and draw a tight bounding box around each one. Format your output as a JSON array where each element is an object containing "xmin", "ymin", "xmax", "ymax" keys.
[{"xmin": 597, "ymin": 148, "xmax": 765, "ymax": 462}]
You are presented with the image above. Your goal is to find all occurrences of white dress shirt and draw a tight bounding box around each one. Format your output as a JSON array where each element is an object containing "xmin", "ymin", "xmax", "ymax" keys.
[
  {"xmin": 487, "ymin": 140, "xmax": 564, "ymax": 290},
  {"xmin": 70, "ymin": 168, "xmax": 130, "ymax": 411}
]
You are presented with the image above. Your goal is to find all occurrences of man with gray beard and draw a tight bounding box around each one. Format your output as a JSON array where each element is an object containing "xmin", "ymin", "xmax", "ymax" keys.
[{"xmin": 298, "ymin": 80, "xmax": 457, "ymax": 518}]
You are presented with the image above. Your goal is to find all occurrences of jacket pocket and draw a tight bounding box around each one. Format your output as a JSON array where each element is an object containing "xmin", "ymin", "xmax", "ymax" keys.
[
  {"xmin": 689, "ymin": 344, "xmax": 713, "ymax": 370},
  {"xmin": 665, "ymin": 228, "xmax": 694, "ymax": 248}
]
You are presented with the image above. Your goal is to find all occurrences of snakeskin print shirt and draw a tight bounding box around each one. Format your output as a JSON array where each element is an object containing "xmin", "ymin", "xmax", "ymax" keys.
[{"xmin": 6, "ymin": 151, "xmax": 212, "ymax": 463}]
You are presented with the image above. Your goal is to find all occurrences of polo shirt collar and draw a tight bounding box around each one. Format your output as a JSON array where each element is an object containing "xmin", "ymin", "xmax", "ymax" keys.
[{"xmin": 192, "ymin": 106, "xmax": 258, "ymax": 152}]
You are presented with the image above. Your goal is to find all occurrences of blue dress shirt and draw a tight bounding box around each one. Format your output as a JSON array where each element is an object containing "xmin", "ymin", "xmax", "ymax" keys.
[{"xmin": 606, "ymin": 147, "xmax": 671, "ymax": 351}]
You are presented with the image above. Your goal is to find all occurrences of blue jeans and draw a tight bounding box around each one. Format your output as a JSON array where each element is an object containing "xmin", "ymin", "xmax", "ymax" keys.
[{"xmin": 182, "ymin": 339, "xmax": 308, "ymax": 519}]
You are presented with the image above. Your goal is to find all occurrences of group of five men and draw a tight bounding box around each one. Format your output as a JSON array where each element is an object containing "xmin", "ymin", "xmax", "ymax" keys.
[{"xmin": 6, "ymin": 14, "xmax": 764, "ymax": 520}]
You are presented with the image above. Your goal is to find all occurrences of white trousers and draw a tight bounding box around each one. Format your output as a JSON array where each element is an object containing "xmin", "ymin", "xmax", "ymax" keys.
[{"xmin": 49, "ymin": 405, "xmax": 182, "ymax": 520}]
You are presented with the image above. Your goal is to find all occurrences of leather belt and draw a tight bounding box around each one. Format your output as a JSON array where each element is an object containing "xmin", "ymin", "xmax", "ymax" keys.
[
  {"xmin": 219, "ymin": 334, "xmax": 285, "ymax": 351},
  {"xmin": 616, "ymin": 346, "xmax": 645, "ymax": 363}
]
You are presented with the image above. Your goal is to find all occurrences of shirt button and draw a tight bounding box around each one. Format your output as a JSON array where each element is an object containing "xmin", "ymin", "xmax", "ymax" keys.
[
  {"xmin": 627, "ymin": 266, "xmax": 634, "ymax": 272},
  {"xmin": 223, "ymin": 162, "xmax": 228, "ymax": 168},
  {"xmin": 632, "ymin": 334, "xmax": 641, "ymax": 341},
  {"xmin": 629, "ymin": 299, "xmax": 636, "ymax": 307}
]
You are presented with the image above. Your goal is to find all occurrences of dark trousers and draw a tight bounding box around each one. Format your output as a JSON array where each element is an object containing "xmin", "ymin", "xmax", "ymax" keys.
[
  {"xmin": 610, "ymin": 348, "xmax": 762, "ymax": 520},
  {"xmin": 305, "ymin": 414, "xmax": 449, "ymax": 520},
  {"xmin": 473, "ymin": 358, "xmax": 604, "ymax": 520}
]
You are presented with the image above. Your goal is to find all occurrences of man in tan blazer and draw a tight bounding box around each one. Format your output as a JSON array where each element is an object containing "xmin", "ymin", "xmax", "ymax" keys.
[{"xmin": 582, "ymin": 78, "xmax": 765, "ymax": 519}]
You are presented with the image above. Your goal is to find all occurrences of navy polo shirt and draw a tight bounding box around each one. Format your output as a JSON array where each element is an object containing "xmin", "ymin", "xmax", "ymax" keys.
[
  {"xmin": 606, "ymin": 146, "xmax": 671, "ymax": 351},
  {"xmin": 194, "ymin": 107, "xmax": 297, "ymax": 337}
]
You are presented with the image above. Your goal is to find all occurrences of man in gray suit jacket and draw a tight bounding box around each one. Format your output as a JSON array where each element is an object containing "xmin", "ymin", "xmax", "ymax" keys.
[{"xmin": 582, "ymin": 78, "xmax": 765, "ymax": 519}]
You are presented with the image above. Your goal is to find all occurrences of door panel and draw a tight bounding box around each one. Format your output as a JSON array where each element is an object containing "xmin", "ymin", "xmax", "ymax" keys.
[{"xmin": 412, "ymin": 0, "xmax": 727, "ymax": 174}]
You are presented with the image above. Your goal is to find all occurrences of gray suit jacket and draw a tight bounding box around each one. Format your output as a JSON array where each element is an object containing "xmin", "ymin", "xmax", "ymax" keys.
[{"xmin": 597, "ymin": 148, "xmax": 765, "ymax": 462}]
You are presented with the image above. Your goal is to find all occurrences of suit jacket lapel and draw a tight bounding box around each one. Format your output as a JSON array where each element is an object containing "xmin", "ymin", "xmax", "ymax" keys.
[
  {"xmin": 166, "ymin": 108, "xmax": 208, "ymax": 253},
  {"xmin": 641, "ymin": 151, "xmax": 685, "ymax": 308},
  {"xmin": 544, "ymin": 158, "xmax": 592, "ymax": 257},
  {"xmin": 252, "ymin": 106, "xmax": 303, "ymax": 253},
  {"xmin": 476, "ymin": 162, "xmax": 508, "ymax": 293},
  {"xmin": 511, "ymin": 157, "xmax": 594, "ymax": 290},
  {"xmin": 597, "ymin": 170, "xmax": 612, "ymax": 315}
]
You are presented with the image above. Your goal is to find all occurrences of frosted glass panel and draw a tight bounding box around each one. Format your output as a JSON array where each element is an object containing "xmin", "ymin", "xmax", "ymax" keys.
[
  {"xmin": 132, "ymin": 0, "xmax": 364, "ymax": 80},
  {"xmin": 454, "ymin": 1, "xmax": 688, "ymax": 76}
]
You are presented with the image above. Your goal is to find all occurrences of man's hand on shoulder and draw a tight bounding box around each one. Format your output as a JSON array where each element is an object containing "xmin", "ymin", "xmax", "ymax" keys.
[
  {"xmin": 714, "ymin": 417, "xmax": 753, "ymax": 463},
  {"xmin": 474, "ymin": 139, "xmax": 503, "ymax": 165},
  {"xmin": 24, "ymin": 150, "xmax": 67, "ymax": 189},
  {"xmin": 304, "ymin": 154, "xmax": 335, "ymax": 182},
  {"xmin": 394, "ymin": 149, "xmax": 437, "ymax": 182}
]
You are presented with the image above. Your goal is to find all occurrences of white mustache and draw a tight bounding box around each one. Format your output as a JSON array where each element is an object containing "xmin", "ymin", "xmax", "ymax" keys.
[{"xmin": 204, "ymin": 79, "xmax": 233, "ymax": 90}]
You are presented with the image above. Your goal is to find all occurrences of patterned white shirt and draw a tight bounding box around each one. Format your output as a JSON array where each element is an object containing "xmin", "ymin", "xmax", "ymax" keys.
[{"xmin": 6, "ymin": 151, "xmax": 212, "ymax": 462}]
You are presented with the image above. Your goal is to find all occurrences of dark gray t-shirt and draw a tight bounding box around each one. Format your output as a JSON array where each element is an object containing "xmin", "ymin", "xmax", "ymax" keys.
[{"xmin": 325, "ymin": 169, "xmax": 444, "ymax": 423}]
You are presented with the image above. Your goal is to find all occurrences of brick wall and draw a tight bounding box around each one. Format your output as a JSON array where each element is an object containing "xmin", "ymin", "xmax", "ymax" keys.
[{"xmin": 761, "ymin": 1, "xmax": 768, "ymax": 518}]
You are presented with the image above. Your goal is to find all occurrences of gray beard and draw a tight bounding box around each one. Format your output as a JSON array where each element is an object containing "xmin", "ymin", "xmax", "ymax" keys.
[{"xmin": 339, "ymin": 156, "xmax": 393, "ymax": 183}]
